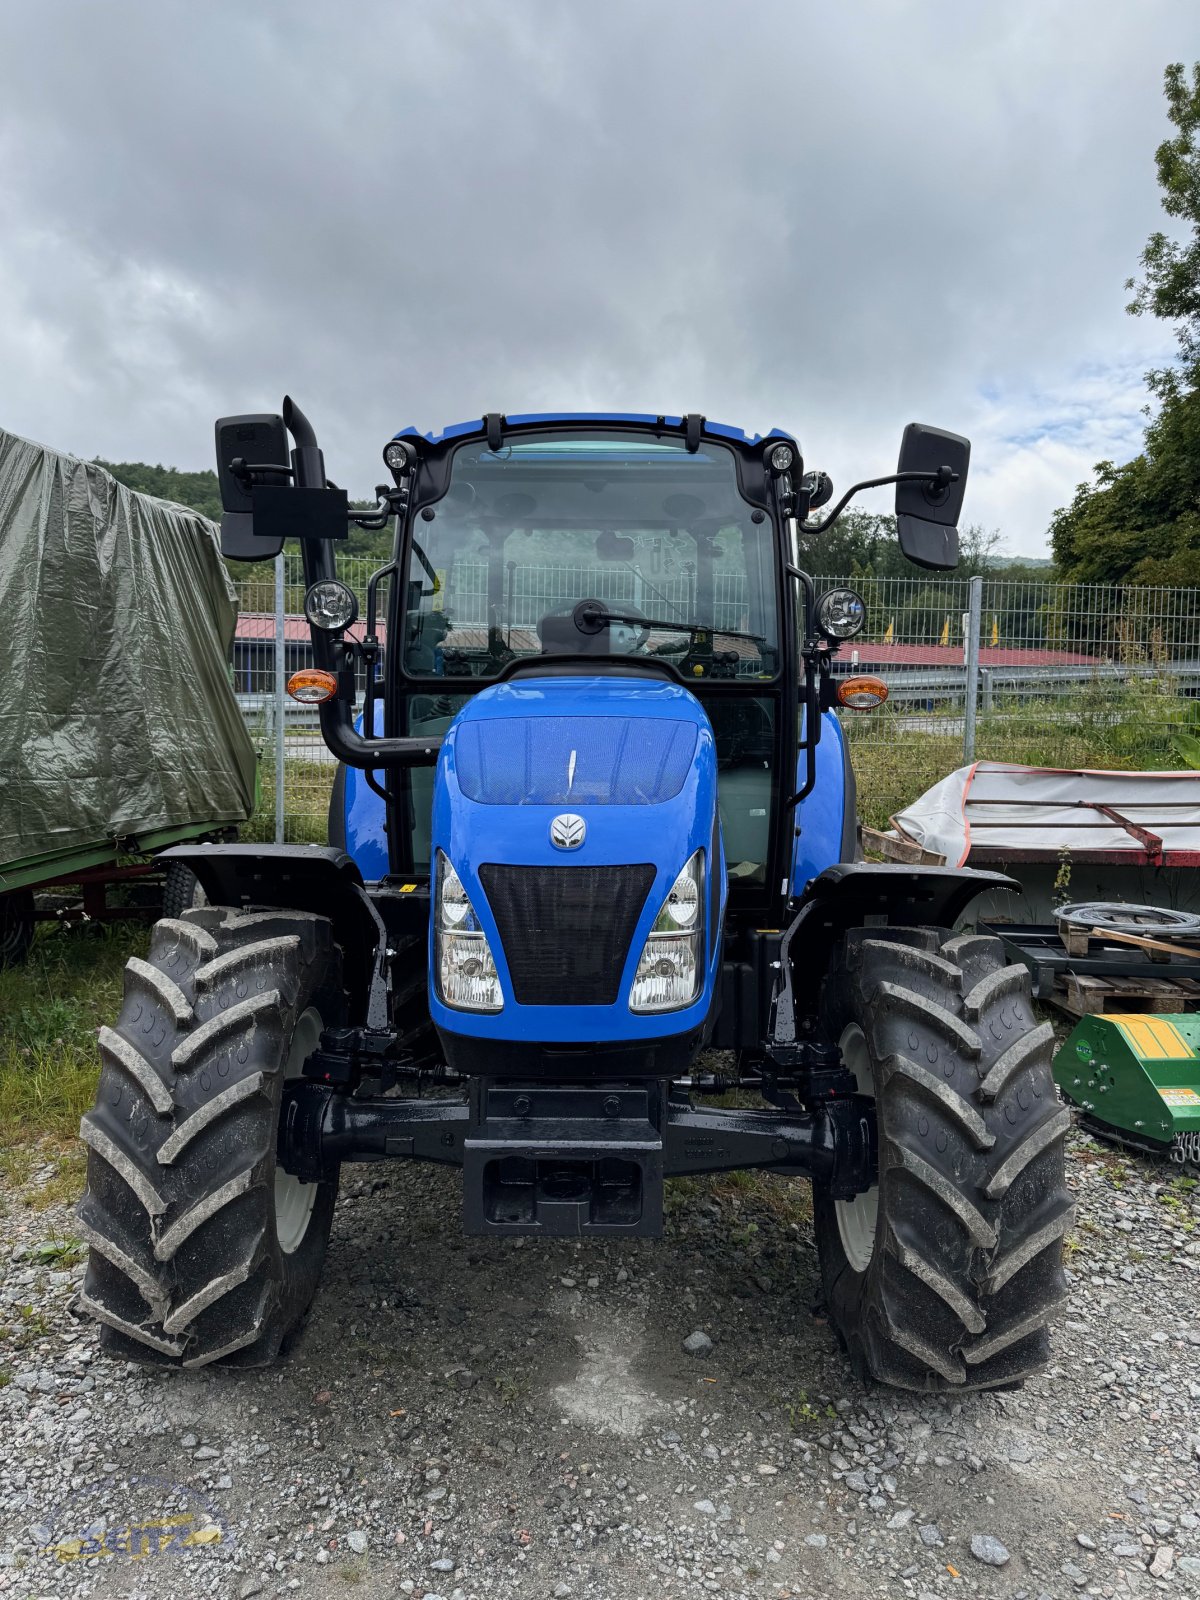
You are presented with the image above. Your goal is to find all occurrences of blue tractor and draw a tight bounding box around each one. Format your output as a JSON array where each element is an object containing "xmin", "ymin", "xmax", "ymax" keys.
[{"xmin": 78, "ymin": 405, "xmax": 1072, "ymax": 1390}]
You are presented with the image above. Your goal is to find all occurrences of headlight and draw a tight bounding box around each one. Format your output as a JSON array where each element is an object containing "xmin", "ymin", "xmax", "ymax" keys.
[
  {"xmin": 630, "ymin": 851, "xmax": 704, "ymax": 1013},
  {"xmin": 816, "ymin": 587, "xmax": 866, "ymax": 640},
  {"xmin": 304, "ymin": 579, "xmax": 359, "ymax": 632},
  {"xmin": 435, "ymin": 852, "xmax": 502, "ymax": 1012}
]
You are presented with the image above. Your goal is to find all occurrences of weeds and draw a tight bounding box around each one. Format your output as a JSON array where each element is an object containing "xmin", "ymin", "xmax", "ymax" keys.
[
  {"xmin": 0, "ymin": 923, "xmax": 144, "ymax": 1145},
  {"xmin": 0, "ymin": 1305, "xmax": 53, "ymax": 1351},
  {"xmin": 783, "ymin": 1389, "xmax": 836, "ymax": 1429},
  {"xmin": 27, "ymin": 1234, "xmax": 84, "ymax": 1266},
  {"xmin": 493, "ymin": 1373, "xmax": 529, "ymax": 1407}
]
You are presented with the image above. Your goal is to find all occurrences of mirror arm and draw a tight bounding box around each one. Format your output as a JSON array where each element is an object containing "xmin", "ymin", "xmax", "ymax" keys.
[{"xmin": 804, "ymin": 467, "xmax": 959, "ymax": 535}]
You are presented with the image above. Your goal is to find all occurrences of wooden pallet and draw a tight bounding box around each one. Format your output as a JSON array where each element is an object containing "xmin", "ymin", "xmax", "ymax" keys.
[
  {"xmin": 1049, "ymin": 970, "xmax": 1200, "ymax": 1019},
  {"xmin": 861, "ymin": 826, "xmax": 947, "ymax": 866}
]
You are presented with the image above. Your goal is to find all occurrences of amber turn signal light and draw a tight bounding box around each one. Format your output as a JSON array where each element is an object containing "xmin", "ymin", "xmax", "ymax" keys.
[
  {"xmin": 837, "ymin": 675, "xmax": 888, "ymax": 710},
  {"xmin": 287, "ymin": 668, "xmax": 338, "ymax": 705}
]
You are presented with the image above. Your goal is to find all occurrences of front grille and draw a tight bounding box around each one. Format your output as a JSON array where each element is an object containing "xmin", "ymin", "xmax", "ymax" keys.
[{"xmin": 479, "ymin": 863, "xmax": 656, "ymax": 1005}]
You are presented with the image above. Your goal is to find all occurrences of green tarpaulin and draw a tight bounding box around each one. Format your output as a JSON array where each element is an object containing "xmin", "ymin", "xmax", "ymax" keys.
[{"xmin": 0, "ymin": 427, "xmax": 256, "ymax": 876}]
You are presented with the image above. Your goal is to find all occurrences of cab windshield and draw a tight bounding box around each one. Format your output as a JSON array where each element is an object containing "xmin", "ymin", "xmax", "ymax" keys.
[{"xmin": 401, "ymin": 431, "xmax": 779, "ymax": 681}]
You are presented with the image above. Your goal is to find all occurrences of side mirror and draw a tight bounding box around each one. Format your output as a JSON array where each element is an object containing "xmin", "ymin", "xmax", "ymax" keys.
[
  {"xmin": 215, "ymin": 412, "xmax": 350, "ymax": 562},
  {"xmin": 895, "ymin": 423, "xmax": 970, "ymax": 571},
  {"xmin": 215, "ymin": 414, "xmax": 289, "ymax": 561}
]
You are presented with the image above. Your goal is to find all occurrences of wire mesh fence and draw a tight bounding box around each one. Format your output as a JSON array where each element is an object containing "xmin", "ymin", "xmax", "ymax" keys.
[{"xmin": 234, "ymin": 555, "xmax": 1200, "ymax": 841}]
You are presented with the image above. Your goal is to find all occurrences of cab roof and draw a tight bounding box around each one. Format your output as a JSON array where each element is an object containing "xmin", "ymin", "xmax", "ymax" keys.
[{"xmin": 391, "ymin": 412, "xmax": 790, "ymax": 449}]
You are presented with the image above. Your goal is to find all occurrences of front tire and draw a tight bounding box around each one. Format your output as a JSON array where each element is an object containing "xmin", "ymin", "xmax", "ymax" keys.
[
  {"xmin": 814, "ymin": 928, "xmax": 1073, "ymax": 1392},
  {"xmin": 77, "ymin": 906, "xmax": 343, "ymax": 1367}
]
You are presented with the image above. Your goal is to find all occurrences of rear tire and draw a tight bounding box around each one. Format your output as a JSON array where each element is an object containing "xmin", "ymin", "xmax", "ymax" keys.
[
  {"xmin": 77, "ymin": 905, "xmax": 343, "ymax": 1367},
  {"xmin": 814, "ymin": 927, "xmax": 1073, "ymax": 1392}
]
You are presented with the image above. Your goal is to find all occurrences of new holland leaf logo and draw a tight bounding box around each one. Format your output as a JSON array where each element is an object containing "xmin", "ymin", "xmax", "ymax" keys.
[{"xmin": 550, "ymin": 813, "xmax": 586, "ymax": 850}]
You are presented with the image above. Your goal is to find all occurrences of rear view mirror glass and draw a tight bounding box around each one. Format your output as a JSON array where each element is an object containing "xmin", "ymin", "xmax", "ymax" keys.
[
  {"xmin": 895, "ymin": 423, "xmax": 970, "ymax": 571},
  {"xmin": 215, "ymin": 414, "xmax": 288, "ymax": 513},
  {"xmin": 215, "ymin": 413, "xmax": 290, "ymax": 562}
]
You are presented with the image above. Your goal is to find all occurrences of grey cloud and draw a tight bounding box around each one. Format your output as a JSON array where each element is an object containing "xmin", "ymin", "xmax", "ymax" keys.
[{"xmin": 0, "ymin": 1, "xmax": 1191, "ymax": 553}]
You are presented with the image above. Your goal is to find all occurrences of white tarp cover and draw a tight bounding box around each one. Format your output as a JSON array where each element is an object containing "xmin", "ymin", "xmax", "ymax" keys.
[
  {"xmin": 0, "ymin": 426, "xmax": 256, "ymax": 872},
  {"xmin": 891, "ymin": 762, "xmax": 1200, "ymax": 867}
]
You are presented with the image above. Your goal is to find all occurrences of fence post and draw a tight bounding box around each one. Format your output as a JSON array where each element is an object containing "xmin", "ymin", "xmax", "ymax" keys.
[
  {"xmin": 274, "ymin": 552, "xmax": 286, "ymax": 844},
  {"xmin": 963, "ymin": 575, "xmax": 983, "ymax": 764}
]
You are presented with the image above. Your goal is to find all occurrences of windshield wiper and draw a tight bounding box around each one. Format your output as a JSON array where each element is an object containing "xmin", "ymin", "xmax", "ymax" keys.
[{"xmin": 577, "ymin": 600, "xmax": 767, "ymax": 647}]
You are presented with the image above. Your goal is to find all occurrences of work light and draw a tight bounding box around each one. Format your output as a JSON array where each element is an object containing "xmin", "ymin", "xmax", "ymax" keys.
[
  {"xmin": 630, "ymin": 851, "xmax": 704, "ymax": 1013},
  {"xmin": 768, "ymin": 442, "xmax": 794, "ymax": 473},
  {"xmin": 816, "ymin": 587, "xmax": 867, "ymax": 640},
  {"xmin": 304, "ymin": 579, "xmax": 358, "ymax": 632},
  {"xmin": 435, "ymin": 852, "xmax": 503, "ymax": 1012},
  {"xmin": 383, "ymin": 440, "xmax": 411, "ymax": 472}
]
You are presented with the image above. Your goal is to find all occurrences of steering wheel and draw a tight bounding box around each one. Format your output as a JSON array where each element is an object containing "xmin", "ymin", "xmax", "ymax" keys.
[{"xmin": 538, "ymin": 598, "xmax": 651, "ymax": 653}]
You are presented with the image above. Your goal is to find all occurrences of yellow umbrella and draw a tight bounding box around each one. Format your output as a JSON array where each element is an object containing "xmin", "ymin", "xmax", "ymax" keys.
[
  {"xmin": 991, "ymin": 616, "xmax": 999, "ymax": 646},
  {"xmin": 940, "ymin": 617, "xmax": 950, "ymax": 647},
  {"xmin": 883, "ymin": 619, "xmax": 894, "ymax": 644}
]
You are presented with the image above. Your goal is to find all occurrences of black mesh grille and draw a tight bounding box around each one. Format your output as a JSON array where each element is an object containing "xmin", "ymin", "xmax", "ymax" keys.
[{"xmin": 479, "ymin": 863, "xmax": 656, "ymax": 1005}]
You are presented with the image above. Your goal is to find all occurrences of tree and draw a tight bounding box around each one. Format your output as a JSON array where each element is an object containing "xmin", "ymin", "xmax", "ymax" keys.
[
  {"xmin": 95, "ymin": 459, "xmax": 223, "ymax": 520},
  {"xmin": 1126, "ymin": 60, "xmax": 1200, "ymax": 398},
  {"xmin": 96, "ymin": 459, "xmax": 394, "ymax": 576},
  {"xmin": 798, "ymin": 508, "xmax": 1002, "ymax": 580},
  {"xmin": 1051, "ymin": 62, "xmax": 1200, "ymax": 584}
]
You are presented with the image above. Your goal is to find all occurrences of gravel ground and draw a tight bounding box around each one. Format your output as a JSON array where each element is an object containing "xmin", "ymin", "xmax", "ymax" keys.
[{"xmin": 1, "ymin": 1127, "xmax": 1198, "ymax": 1600}]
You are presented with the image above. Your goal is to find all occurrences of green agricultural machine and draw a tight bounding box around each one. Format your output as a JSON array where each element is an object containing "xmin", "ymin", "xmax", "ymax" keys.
[{"xmin": 1054, "ymin": 1013, "xmax": 1200, "ymax": 1163}]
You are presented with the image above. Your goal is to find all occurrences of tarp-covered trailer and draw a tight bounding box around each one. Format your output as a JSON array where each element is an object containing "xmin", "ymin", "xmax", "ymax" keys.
[
  {"xmin": 0, "ymin": 426, "xmax": 256, "ymax": 962},
  {"xmin": 868, "ymin": 761, "xmax": 1200, "ymax": 922}
]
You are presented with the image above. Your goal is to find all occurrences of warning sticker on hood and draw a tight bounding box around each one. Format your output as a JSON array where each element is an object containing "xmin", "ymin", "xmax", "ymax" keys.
[{"xmin": 1158, "ymin": 1087, "xmax": 1200, "ymax": 1105}]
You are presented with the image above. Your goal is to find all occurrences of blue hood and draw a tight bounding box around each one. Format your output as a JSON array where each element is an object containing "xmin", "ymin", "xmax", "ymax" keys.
[{"xmin": 428, "ymin": 676, "xmax": 724, "ymax": 1043}]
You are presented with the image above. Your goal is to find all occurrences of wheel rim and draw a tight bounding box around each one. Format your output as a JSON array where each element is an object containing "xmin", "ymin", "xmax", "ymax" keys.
[
  {"xmin": 834, "ymin": 1022, "xmax": 879, "ymax": 1275},
  {"xmin": 274, "ymin": 1007, "xmax": 322, "ymax": 1255}
]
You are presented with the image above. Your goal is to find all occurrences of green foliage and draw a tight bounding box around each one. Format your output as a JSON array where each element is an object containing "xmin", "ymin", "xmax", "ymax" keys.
[
  {"xmin": 799, "ymin": 510, "xmax": 1004, "ymax": 580},
  {"xmin": 1126, "ymin": 60, "xmax": 1200, "ymax": 396},
  {"xmin": 94, "ymin": 459, "xmax": 224, "ymax": 520},
  {"xmin": 1052, "ymin": 61, "xmax": 1200, "ymax": 583},
  {"xmin": 1050, "ymin": 385, "xmax": 1200, "ymax": 583},
  {"xmin": 95, "ymin": 461, "xmax": 390, "ymax": 582},
  {"xmin": 0, "ymin": 922, "xmax": 145, "ymax": 1144}
]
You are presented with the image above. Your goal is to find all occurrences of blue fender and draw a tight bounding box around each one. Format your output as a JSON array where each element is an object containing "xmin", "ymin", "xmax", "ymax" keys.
[
  {"xmin": 332, "ymin": 704, "xmax": 390, "ymax": 882},
  {"xmin": 791, "ymin": 710, "xmax": 855, "ymax": 895}
]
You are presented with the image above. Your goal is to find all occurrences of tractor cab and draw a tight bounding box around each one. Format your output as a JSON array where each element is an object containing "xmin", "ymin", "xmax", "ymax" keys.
[{"xmin": 388, "ymin": 420, "xmax": 788, "ymax": 903}]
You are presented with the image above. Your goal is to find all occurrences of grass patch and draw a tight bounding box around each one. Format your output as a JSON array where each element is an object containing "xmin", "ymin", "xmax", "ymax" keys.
[
  {"xmin": 846, "ymin": 679, "xmax": 1198, "ymax": 829},
  {"xmin": 23, "ymin": 1147, "xmax": 88, "ymax": 1211},
  {"xmin": 0, "ymin": 922, "xmax": 146, "ymax": 1153}
]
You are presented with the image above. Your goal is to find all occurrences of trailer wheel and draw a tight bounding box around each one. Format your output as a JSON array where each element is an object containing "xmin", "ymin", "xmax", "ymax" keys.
[
  {"xmin": 814, "ymin": 928, "xmax": 1073, "ymax": 1392},
  {"xmin": 76, "ymin": 906, "xmax": 343, "ymax": 1367},
  {"xmin": 0, "ymin": 890, "xmax": 36, "ymax": 968},
  {"xmin": 161, "ymin": 861, "xmax": 202, "ymax": 919}
]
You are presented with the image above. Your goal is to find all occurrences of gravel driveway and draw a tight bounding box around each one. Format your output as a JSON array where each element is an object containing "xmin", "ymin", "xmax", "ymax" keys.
[{"xmin": 2, "ymin": 1128, "xmax": 1198, "ymax": 1600}]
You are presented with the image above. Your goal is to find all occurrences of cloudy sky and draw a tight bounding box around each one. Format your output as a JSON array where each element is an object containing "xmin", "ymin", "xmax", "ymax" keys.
[{"xmin": 0, "ymin": 2, "xmax": 1191, "ymax": 556}]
